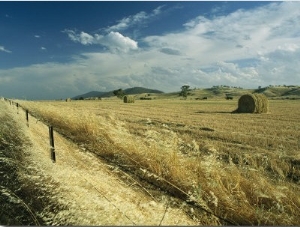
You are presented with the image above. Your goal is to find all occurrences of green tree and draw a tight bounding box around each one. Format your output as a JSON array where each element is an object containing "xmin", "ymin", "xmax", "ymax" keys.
[
  {"xmin": 180, "ymin": 85, "xmax": 190, "ymax": 99},
  {"xmin": 113, "ymin": 88, "xmax": 125, "ymax": 99}
]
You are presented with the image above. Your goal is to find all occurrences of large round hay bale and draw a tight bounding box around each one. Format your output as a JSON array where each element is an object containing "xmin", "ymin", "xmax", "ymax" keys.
[
  {"xmin": 123, "ymin": 95, "xmax": 135, "ymax": 103},
  {"xmin": 66, "ymin": 98, "xmax": 71, "ymax": 102},
  {"xmin": 235, "ymin": 93, "xmax": 268, "ymax": 113}
]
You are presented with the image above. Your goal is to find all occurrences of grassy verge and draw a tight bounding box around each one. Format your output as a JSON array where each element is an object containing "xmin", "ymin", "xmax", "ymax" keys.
[
  {"xmin": 0, "ymin": 101, "xmax": 66, "ymax": 225},
  {"xmin": 0, "ymin": 101, "xmax": 42, "ymax": 225},
  {"xmin": 16, "ymin": 99, "xmax": 300, "ymax": 225}
]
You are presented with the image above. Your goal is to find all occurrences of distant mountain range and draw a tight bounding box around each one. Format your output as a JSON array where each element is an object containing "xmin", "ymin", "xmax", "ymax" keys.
[{"xmin": 72, "ymin": 87, "xmax": 164, "ymax": 100}]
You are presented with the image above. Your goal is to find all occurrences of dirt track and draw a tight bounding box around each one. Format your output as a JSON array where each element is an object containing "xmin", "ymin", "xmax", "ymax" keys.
[{"xmin": 1, "ymin": 100, "xmax": 199, "ymax": 225}]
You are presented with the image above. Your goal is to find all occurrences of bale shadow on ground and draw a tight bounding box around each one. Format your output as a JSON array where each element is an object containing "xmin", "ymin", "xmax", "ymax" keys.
[{"xmin": 195, "ymin": 111, "xmax": 233, "ymax": 114}]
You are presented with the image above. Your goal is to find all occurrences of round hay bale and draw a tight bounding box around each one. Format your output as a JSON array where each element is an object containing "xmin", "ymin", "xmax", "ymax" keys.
[
  {"xmin": 123, "ymin": 95, "xmax": 135, "ymax": 103},
  {"xmin": 66, "ymin": 98, "xmax": 71, "ymax": 102},
  {"xmin": 255, "ymin": 93, "xmax": 269, "ymax": 113},
  {"xmin": 234, "ymin": 93, "xmax": 268, "ymax": 113}
]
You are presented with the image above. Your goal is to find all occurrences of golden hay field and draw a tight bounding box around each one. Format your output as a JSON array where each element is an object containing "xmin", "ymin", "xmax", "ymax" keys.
[{"xmin": 16, "ymin": 98, "xmax": 300, "ymax": 225}]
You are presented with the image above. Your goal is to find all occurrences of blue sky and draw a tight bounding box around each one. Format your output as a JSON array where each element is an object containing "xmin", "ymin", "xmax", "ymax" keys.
[{"xmin": 1, "ymin": 1, "xmax": 300, "ymax": 99}]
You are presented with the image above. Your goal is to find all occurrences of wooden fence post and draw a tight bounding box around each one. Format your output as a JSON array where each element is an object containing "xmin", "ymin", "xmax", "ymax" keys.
[
  {"xmin": 49, "ymin": 126, "xmax": 56, "ymax": 163},
  {"xmin": 26, "ymin": 110, "xmax": 29, "ymax": 127}
]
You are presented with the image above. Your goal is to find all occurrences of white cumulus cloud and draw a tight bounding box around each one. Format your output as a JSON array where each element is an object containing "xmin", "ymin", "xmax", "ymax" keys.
[
  {"xmin": 63, "ymin": 29, "xmax": 138, "ymax": 53},
  {"xmin": 64, "ymin": 30, "xmax": 94, "ymax": 45},
  {"xmin": 2, "ymin": 2, "xmax": 300, "ymax": 100},
  {"xmin": 105, "ymin": 6, "xmax": 163, "ymax": 32},
  {"xmin": 0, "ymin": 46, "xmax": 11, "ymax": 53},
  {"xmin": 104, "ymin": 31, "xmax": 138, "ymax": 52}
]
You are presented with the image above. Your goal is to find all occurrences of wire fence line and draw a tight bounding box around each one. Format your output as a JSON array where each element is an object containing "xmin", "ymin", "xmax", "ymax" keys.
[
  {"xmin": 5, "ymin": 99, "xmax": 56, "ymax": 163},
  {"xmin": 2, "ymin": 98, "xmax": 234, "ymax": 225},
  {"xmin": 2, "ymin": 98, "xmax": 153, "ymax": 225}
]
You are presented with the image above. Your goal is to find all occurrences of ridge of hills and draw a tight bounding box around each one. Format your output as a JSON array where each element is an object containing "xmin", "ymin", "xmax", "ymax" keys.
[
  {"xmin": 72, "ymin": 85, "xmax": 300, "ymax": 100},
  {"xmin": 72, "ymin": 87, "xmax": 164, "ymax": 100}
]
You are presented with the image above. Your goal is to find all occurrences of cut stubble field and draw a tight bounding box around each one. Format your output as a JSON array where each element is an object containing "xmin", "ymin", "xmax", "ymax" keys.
[{"xmin": 17, "ymin": 98, "xmax": 300, "ymax": 225}]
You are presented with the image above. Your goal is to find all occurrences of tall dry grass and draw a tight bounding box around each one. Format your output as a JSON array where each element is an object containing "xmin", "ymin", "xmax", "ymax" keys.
[{"xmin": 16, "ymin": 99, "xmax": 300, "ymax": 225}]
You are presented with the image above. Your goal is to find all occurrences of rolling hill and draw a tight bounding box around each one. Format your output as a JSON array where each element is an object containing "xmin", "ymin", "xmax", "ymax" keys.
[
  {"xmin": 72, "ymin": 87, "xmax": 164, "ymax": 100},
  {"xmin": 254, "ymin": 86, "xmax": 300, "ymax": 98},
  {"xmin": 72, "ymin": 85, "xmax": 300, "ymax": 100},
  {"xmin": 187, "ymin": 86, "xmax": 300, "ymax": 99}
]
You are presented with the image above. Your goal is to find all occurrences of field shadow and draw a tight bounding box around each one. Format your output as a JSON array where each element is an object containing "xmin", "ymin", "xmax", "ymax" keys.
[{"xmin": 195, "ymin": 111, "xmax": 233, "ymax": 114}]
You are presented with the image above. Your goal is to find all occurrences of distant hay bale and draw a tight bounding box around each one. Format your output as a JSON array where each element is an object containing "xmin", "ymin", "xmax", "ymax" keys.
[
  {"xmin": 123, "ymin": 95, "xmax": 135, "ymax": 103},
  {"xmin": 234, "ymin": 93, "xmax": 268, "ymax": 113},
  {"xmin": 66, "ymin": 98, "xmax": 71, "ymax": 102}
]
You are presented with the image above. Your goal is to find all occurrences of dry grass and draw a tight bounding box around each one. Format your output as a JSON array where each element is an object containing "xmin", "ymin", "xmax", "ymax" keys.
[
  {"xmin": 16, "ymin": 98, "xmax": 300, "ymax": 225},
  {"xmin": 0, "ymin": 101, "xmax": 53, "ymax": 225}
]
